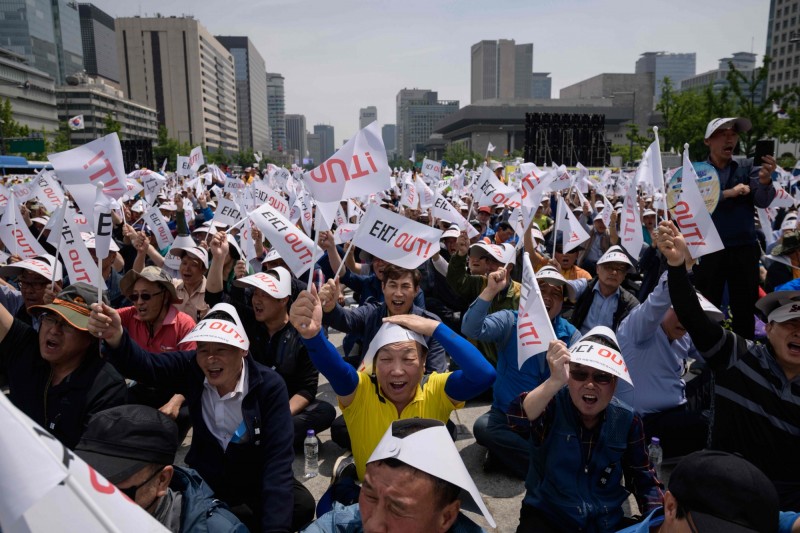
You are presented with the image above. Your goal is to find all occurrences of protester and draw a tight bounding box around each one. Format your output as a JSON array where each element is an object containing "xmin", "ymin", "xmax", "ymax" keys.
[
  {"xmin": 169, "ymin": 244, "xmax": 211, "ymax": 321},
  {"xmin": 766, "ymin": 230, "xmax": 800, "ymax": 292},
  {"xmin": 0, "ymin": 254, "xmax": 62, "ymax": 327},
  {"xmin": 578, "ymin": 212, "xmax": 617, "ymax": 276},
  {"xmin": 76, "ymin": 405, "xmax": 248, "ymax": 532}
]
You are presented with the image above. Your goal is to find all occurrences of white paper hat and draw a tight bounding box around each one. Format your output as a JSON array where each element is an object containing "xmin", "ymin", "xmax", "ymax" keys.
[
  {"xmin": 468, "ymin": 242, "xmax": 506, "ymax": 263},
  {"xmin": 0, "ymin": 254, "xmax": 62, "ymax": 281},
  {"xmin": 569, "ymin": 326, "xmax": 632, "ymax": 386},
  {"xmin": 130, "ymin": 200, "xmax": 145, "ymax": 213},
  {"xmin": 368, "ymin": 419, "xmax": 496, "ymax": 528},
  {"xmin": 597, "ymin": 245, "xmax": 634, "ymax": 271},
  {"xmin": 530, "ymin": 225, "xmax": 545, "ymax": 243},
  {"xmin": 164, "ymin": 235, "xmax": 197, "ymax": 270},
  {"xmin": 30, "ymin": 216, "xmax": 50, "ymax": 226},
  {"xmin": 500, "ymin": 243, "xmax": 517, "ymax": 265},
  {"xmin": 440, "ymin": 227, "xmax": 460, "ymax": 240},
  {"xmin": 159, "ymin": 202, "xmax": 177, "ymax": 212},
  {"xmin": 180, "ymin": 302, "xmax": 250, "ymax": 350},
  {"xmin": 226, "ymin": 234, "xmax": 244, "ymax": 260},
  {"xmin": 535, "ymin": 265, "xmax": 567, "ymax": 286},
  {"xmin": 233, "ymin": 267, "xmax": 291, "ymax": 299},
  {"xmin": 755, "ymin": 290, "xmax": 800, "ymax": 323},
  {"xmin": 82, "ymin": 232, "xmax": 120, "ymax": 252},
  {"xmin": 170, "ymin": 245, "xmax": 209, "ymax": 269},
  {"xmin": 781, "ymin": 217, "xmax": 798, "ymax": 231},
  {"xmin": 262, "ymin": 248, "xmax": 282, "ymax": 264},
  {"xmin": 359, "ymin": 322, "xmax": 427, "ymax": 375}
]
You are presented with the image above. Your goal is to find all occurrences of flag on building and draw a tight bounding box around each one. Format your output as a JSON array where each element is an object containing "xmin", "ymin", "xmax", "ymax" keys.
[{"xmin": 68, "ymin": 115, "xmax": 84, "ymax": 130}]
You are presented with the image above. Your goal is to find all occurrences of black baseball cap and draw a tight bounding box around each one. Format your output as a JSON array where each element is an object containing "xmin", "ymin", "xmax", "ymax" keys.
[
  {"xmin": 75, "ymin": 405, "xmax": 179, "ymax": 484},
  {"xmin": 669, "ymin": 450, "xmax": 778, "ymax": 533}
]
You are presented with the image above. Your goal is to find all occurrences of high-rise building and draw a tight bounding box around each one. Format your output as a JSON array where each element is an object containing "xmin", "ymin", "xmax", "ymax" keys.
[
  {"xmin": 115, "ymin": 16, "xmax": 238, "ymax": 152},
  {"xmin": 531, "ymin": 72, "xmax": 552, "ymax": 99},
  {"xmin": 396, "ymin": 89, "xmax": 459, "ymax": 158},
  {"xmin": 307, "ymin": 132, "xmax": 322, "ymax": 165},
  {"xmin": 470, "ymin": 39, "xmax": 533, "ymax": 103},
  {"xmin": 766, "ymin": 1, "xmax": 799, "ymax": 94},
  {"xmin": 216, "ymin": 36, "xmax": 270, "ymax": 154},
  {"xmin": 560, "ymin": 72, "xmax": 655, "ymax": 133},
  {"xmin": 0, "ymin": 48, "xmax": 58, "ymax": 133},
  {"xmin": 267, "ymin": 72, "xmax": 286, "ymax": 152},
  {"xmin": 285, "ymin": 114, "xmax": 307, "ymax": 161},
  {"xmin": 0, "ymin": 0, "xmax": 83, "ymax": 84},
  {"xmin": 680, "ymin": 52, "xmax": 764, "ymax": 105},
  {"xmin": 78, "ymin": 4, "xmax": 119, "ymax": 83},
  {"xmin": 359, "ymin": 106, "xmax": 377, "ymax": 130},
  {"xmin": 635, "ymin": 52, "xmax": 696, "ymax": 103},
  {"xmin": 314, "ymin": 124, "xmax": 335, "ymax": 160},
  {"xmin": 381, "ymin": 124, "xmax": 397, "ymax": 157}
]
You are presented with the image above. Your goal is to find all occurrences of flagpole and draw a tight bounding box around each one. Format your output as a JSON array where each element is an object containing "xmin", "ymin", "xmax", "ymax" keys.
[
  {"xmin": 306, "ymin": 210, "xmax": 318, "ymax": 289},
  {"xmin": 96, "ymin": 182, "xmax": 105, "ymax": 303},
  {"xmin": 51, "ymin": 221, "xmax": 63, "ymax": 291},
  {"xmin": 333, "ymin": 240, "xmax": 355, "ymax": 280}
]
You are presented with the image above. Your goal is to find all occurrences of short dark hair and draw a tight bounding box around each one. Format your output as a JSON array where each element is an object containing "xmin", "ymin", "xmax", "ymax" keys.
[
  {"xmin": 582, "ymin": 334, "xmax": 621, "ymax": 353},
  {"xmin": 375, "ymin": 457, "xmax": 461, "ymax": 508},
  {"xmin": 381, "ymin": 264, "xmax": 421, "ymax": 288},
  {"xmin": 497, "ymin": 221, "xmax": 513, "ymax": 231}
]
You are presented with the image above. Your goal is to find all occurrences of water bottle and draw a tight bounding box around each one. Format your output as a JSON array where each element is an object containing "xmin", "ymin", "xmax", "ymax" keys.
[
  {"xmin": 304, "ymin": 429, "xmax": 319, "ymax": 478},
  {"xmin": 648, "ymin": 437, "xmax": 663, "ymax": 480}
]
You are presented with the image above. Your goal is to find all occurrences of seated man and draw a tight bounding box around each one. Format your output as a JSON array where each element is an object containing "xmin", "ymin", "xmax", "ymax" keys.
[
  {"xmin": 289, "ymin": 285, "xmax": 496, "ymax": 482},
  {"xmin": 463, "ymin": 265, "xmax": 580, "ymax": 479},
  {"xmin": 76, "ymin": 404, "xmax": 247, "ymax": 532},
  {"xmin": 0, "ymin": 282, "xmax": 127, "ymax": 449},
  {"xmin": 565, "ymin": 245, "xmax": 640, "ymax": 334},
  {"xmin": 89, "ymin": 302, "xmax": 315, "ymax": 532},
  {"xmin": 303, "ymin": 419, "xmax": 496, "ymax": 533},
  {"xmin": 514, "ymin": 327, "xmax": 662, "ymax": 532}
]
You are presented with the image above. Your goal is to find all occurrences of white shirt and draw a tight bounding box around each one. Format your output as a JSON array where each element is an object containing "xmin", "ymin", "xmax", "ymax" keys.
[{"xmin": 201, "ymin": 362, "xmax": 248, "ymax": 450}]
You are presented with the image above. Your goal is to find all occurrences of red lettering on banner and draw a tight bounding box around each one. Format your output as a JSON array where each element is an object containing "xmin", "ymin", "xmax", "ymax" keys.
[
  {"xmin": 208, "ymin": 321, "xmax": 245, "ymax": 343},
  {"xmin": 254, "ymin": 273, "xmax": 279, "ymax": 291},
  {"xmin": 597, "ymin": 347, "xmax": 627, "ymax": 373},
  {"xmin": 393, "ymin": 233, "xmax": 433, "ymax": 257},
  {"xmin": 672, "ymin": 201, "xmax": 706, "ymax": 245},
  {"xmin": 82, "ymin": 150, "xmax": 121, "ymax": 190},
  {"xmin": 284, "ymin": 233, "xmax": 312, "ymax": 261},
  {"xmin": 43, "ymin": 187, "xmax": 61, "ymax": 205},
  {"xmin": 12, "ymin": 229, "xmax": 35, "ymax": 257},
  {"xmin": 518, "ymin": 316, "xmax": 542, "ymax": 347},
  {"xmin": 68, "ymin": 249, "xmax": 92, "ymax": 282},
  {"xmin": 88, "ymin": 466, "xmax": 117, "ymax": 495}
]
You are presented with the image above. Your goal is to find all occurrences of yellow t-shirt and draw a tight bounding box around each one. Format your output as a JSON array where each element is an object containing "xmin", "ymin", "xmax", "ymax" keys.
[{"xmin": 342, "ymin": 371, "xmax": 463, "ymax": 480}]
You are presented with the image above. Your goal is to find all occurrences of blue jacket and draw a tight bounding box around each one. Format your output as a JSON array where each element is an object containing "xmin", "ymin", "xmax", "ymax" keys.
[
  {"xmin": 302, "ymin": 502, "xmax": 486, "ymax": 533},
  {"xmin": 322, "ymin": 301, "xmax": 448, "ymax": 374},
  {"xmin": 104, "ymin": 331, "xmax": 294, "ymax": 533},
  {"xmin": 171, "ymin": 466, "xmax": 248, "ymax": 532},
  {"xmin": 524, "ymin": 388, "xmax": 635, "ymax": 533},
  {"xmin": 461, "ymin": 298, "xmax": 579, "ymax": 413}
]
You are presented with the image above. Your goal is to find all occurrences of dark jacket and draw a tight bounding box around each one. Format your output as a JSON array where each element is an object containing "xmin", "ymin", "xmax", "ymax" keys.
[
  {"xmin": 0, "ymin": 319, "xmax": 127, "ymax": 449},
  {"xmin": 104, "ymin": 331, "xmax": 294, "ymax": 533},
  {"xmin": 322, "ymin": 301, "xmax": 448, "ymax": 373},
  {"xmin": 567, "ymin": 278, "xmax": 639, "ymax": 332},
  {"xmin": 171, "ymin": 466, "xmax": 249, "ymax": 533}
]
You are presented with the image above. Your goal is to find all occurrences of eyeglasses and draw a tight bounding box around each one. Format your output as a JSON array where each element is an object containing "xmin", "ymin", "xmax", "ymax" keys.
[
  {"xmin": 569, "ymin": 369, "xmax": 615, "ymax": 385},
  {"xmin": 40, "ymin": 312, "xmax": 79, "ymax": 334},
  {"xmin": 601, "ymin": 264, "xmax": 628, "ymax": 274},
  {"xmin": 129, "ymin": 291, "xmax": 164, "ymax": 302},
  {"xmin": 119, "ymin": 466, "xmax": 164, "ymax": 501}
]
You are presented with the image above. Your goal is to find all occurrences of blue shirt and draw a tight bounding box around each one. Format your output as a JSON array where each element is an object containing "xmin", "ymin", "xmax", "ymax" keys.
[
  {"xmin": 615, "ymin": 508, "xmax": 663, "ymax": 532},
  {"xmin": 569, "ymin": 278, "xmax": 621, "ymax": 334}
]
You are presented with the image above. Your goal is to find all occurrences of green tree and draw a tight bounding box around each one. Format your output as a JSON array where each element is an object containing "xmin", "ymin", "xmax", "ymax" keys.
[
  {"xmin": 443, "ymin": 142, "xmax": 482, "ymax": 169},
  {"xmin": 52, "ymin": 123, "xmax": 72, "ymax": 153},
  {"xmin": 725, "ymin": 57, "xmax": 778, "ymax": 155},
  {"xmin": 103, "ymin": 113, "xmax": 122, "ymax": 138},
  {"xmin": 624, "ymin": 124, "xmax": 651, "ymax": 163},
  {"xmin": 152, "ymin": 125, "xmax": 191, "ymax": 171},
  {"xmin": 0, "ymin": 98, "xmax": 31, "ymax": 153}
]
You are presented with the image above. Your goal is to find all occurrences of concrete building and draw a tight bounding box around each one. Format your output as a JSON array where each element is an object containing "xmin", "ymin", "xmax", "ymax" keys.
[
  {"xmin": 216, "ymin": 36, "xmax": 270, "ymax": 154},
  {"xmin": 267, "ymin": 72, "xmax": 286, "ymax": 152},
  {"xmin": 314, "ymin": 124, "xmax": 335, "ymax": 160},
  {"xmin": 0, "ymin": 48, "xmax": 58, "ymax": 133},
  {"xmin": 381, "ymin": 123, "xmax": 396, "ymax": 158},
  {"xmin": 115, "ymin": 15, "xmax": 238, "ymax": 152},
  {"xmin": 78, "ymin": 4, "xmax": 119, "ymax": 84},
  {"xmin": 635, "ymin": 52, "xmax": 696, "ymax": 103},
  {"xmin": 307, "ymin": 132, "xmax": 322, "ymax": 165},
  {"xmin": 57, "ymin": 73, "xmax": 158, "ymax": 146},
  {"xmin": 470, "ymin": 39, "xmax": 533, "ymax": 103},
  {"xmin": 0, "ymin": 0, "xmax": 83, "ymax": 84},
  {"xmin": 396, "ymin": 88, "xmax": 459, "ymax": 158},
  {"xmin": 560, "ymin": 72, "xmax": 655, "ymax": 133},
  {"xmin": 359, "ymin": 106, "xmax": 377, "ymax": 130},
  {"xmin": 531, "ymin": 72, "xmax": 552, "ymax": 99},
  {"xmin": 680, "ymin": 52, "xmax": 764, "ymax": 105},
  {"xmin": 285, "ymin": 114, "xmax": 307, "ymax": 163},
  {"xmin": 766, "ymin": 1, "xmax": 799, "ymax": 94}
]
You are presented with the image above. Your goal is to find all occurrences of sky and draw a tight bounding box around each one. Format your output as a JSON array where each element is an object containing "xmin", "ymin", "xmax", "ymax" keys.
[{"xmin": 92, "ymin": 0, "xmax": 770, "ymax": 148}]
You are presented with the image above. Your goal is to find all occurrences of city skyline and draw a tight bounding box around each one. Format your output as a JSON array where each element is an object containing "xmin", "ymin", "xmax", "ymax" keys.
[{"xmin": 89, "ymin": 0, "xmax": 767, "ymax": 149}]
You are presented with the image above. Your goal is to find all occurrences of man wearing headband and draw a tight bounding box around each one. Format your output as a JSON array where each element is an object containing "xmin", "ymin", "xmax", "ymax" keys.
[
  {"xmin": 658, "ymin": 220, "xmax": 800, "ymax": 510},
  {"xmin": 515, "ymin": 327, "xmax": 662, "ymax": 532},
  {"xmin": 0, "ymin": 282, "xmax": 127, "ymax": 449},
  {"xmin": 89, "ymin": 301, "xmax": 315, "ymax": 532},
  {"xmin": 304, "ymin": 419, "xmax": 495, "ymax": 533},
  {"xmin": 462, "ymin": 265, "xmax": 580, "ymax": 479}
]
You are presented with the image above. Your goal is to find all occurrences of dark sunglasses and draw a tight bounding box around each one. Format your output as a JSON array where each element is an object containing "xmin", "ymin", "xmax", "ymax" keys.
[
  {"xmin": 569, "ymin": 369, "xmax": 614, "ymax": 385},
  {"xmin": 119, "ymin": 466, "xmax": 164, "ymax": 501},
  {"xmin": 129, "ymin": 291, "xmax": 164, "ymax": 302}
]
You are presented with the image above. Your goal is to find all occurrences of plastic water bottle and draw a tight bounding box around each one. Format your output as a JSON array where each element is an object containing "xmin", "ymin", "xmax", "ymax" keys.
[
  {"xmin": 648, "ymin": 437, "xmax": 663, "ymax": 480},
  {"xmin": 304, "ymin": 430, "xmax": 318, "ymax": 478}
]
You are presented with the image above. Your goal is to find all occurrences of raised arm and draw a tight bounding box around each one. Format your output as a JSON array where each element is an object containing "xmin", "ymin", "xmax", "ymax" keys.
[{"xmin": 522, "ymin": 340, "xmax": 569, "ymax": 421}]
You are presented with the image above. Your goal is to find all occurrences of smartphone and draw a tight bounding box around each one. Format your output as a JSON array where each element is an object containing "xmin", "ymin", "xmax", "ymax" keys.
[{"xmin": 754, "ymin": 139, "xmax": 776, "ymax": 166}]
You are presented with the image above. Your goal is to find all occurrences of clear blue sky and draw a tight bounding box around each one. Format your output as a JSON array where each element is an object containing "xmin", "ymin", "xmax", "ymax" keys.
[{"xmin": 92, "ymin": 0, "xmax": 769, "ymax": 147}]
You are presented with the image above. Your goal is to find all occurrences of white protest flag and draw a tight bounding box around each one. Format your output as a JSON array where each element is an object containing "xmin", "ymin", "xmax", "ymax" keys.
[
  {"xmin": 0, "ymin": 393, "xmax": 168, "ymax": 533},
  {"xmin": 224, "ymin": 176, "xmax": 246, "ymax": 197},
  {"xmin": 619, "ymin": 165, "xmax": 644, "ymax": 257},
  {"xmin": 421, "ymin": 158, "xmax": 441, "ymax": 183},
  {"xmin": 252, "ymin": 181, "xmax": 290, "ymax": 217},
  {"xmin": 12, "ymin": 182, "xmax": 35, "ymax": 205},
  {"xmin": 211, "ymin": 197, "xmax": 244, "ymax": 227},
  {"xmin": 347, "ymin": 199, "xmax": 364, "ymax": 223},
  {"xmin": 519, "ymin": 164, "xmax": 556, "ymax": 229},
  {"xmin": 431, "ymin": 193, "xmax": 480, "ymax": 238},
  {"xmin": 139, "ymin": 170, "xmax": 167, "ymax": 205},
  {"xmin": 643, "ymin": 134, "xmax": 665, "ymax": 204},
  {"xmin": 475, "ymin": 166, "xmax": 520, "ymax": 208},
  {"xmin": 45, "ymin": 203, "xmax": 66, "ymax": 249},
  {"xmin": 239, "ymin": 222, "xmax": 256, "ymax": 262},
  {"xmin": 769, "ymin": 183, "xmax": 795, "ymax": 209},
  {"xmin": 758, "ymin": 208, "xmax": 777, "ymax": 247},
  {"xmin": 143, "ymin": 206, "xmax": 175, "ymax": 251},
  {"xmin": 0, "ymin": 184, "xmax": 10, "ymax": 211},
  {"xmin": 334, "ymin": 204, "xmax": 347, "ymax": 227},
  {"xmin": 670, "ymin": 145, "xmax": 725, "ymax": 259},
  {"xmin": 409, "ymin": 149, "xmax": 415, "ymax": 163},
  {"xmin": 549, "ymin": 165, "xmax": 573, "ymax": 192},
  {"xmin": 0, "ymin": 193, "xmax": 46, "ymax": 259},
  {"xmin": 125, "ymin": 177, "xmax": 144, "ymax": 199},
  {"xmin": 176, "ymin": 155, "xmax": 191, "ymax": 177},
  {"xmin": 517, "ymin": 252, "xmax": 557, "ymax": 370},
  {"xmin": 487, "ymin": 142, "xmax": 496, "ymax": 153},
  {"xmin": 556, "ymin": 197, "xmax": 590, "ymax": 253},
  {"xmin": 415, "ymin": 175, "xmax": 435, "ymax": 208},
  {"xmin": 300, "ymin": 190, "xmax": 314, "ymax": 236},
  {"xmin": 333, "ymin": 223, "xmax": 359, "ymax": 245},
  {"xmin": 351, "ymin": 204, "xmax": 443, "ymax": 269},
  {"xmin": 92, "ymin": 186, "xmax": 116, "ymax": 261},
  {"xmin": 48, "ymin": 133, "xmax": 127, "ymax": 227},
  {"xmin": 32, "ymin": 170, "xmax": 65, "ymax": 211},
  {"xmin": 601, "ymin": 194, "xmax": 614, "ymax": 230},
  {"xmin": 58, "ymin": 206, "xmax": 101, "ymax": 285},
  {"xmin": 188, "ymin": 146, "xmax": 204, "ymax": 172},
  {"xmin": 304, "ymin": 121, "xmax": 391, "ymax": 204},
  {"xmin": 400, "ymin": 176, "xmax": 418, "ymax": 209},
  {"xmin": 250, "ymin": 202, "xmax": 318, "ymax": 276}
]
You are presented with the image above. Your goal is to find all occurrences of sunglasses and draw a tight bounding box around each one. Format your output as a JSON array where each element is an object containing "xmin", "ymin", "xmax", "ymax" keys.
[
  {"xmin": 569, "ymin": 368, "xmax": 615, "ymax": 385},
  {"xmin": 130, "ymin": 290, "xmax": 164, "ymax": 302}
]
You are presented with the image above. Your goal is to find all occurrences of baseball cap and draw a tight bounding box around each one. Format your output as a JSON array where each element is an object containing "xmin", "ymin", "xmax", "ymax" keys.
[
  {"xmin": 668, "ymin": 450, "xmax": 778, "ymax": 533},
  {"xmin": 755, "ymin": 290, "xmax": 800, "ymax": 323},
  {"xmin": 29, "ymin": 282, "xmax": 109, "ymax": 331},
  {"xmin": 704, "ymin": 117, "xmax": 752, "ymax": 140},
  {"xmin": 234, "ymin": 267, "xmax": 292, "ymax": 299},
  {"xmin": 75, "ymin": 405, "xmax": 178, "ymax": 484},
  {"xmin": 359, "ymin": 322, "xmax": 427, "ymax": 375},
  {"xmin": 477, "ymin": 206, "xmax": 492, "ymax": 215}
]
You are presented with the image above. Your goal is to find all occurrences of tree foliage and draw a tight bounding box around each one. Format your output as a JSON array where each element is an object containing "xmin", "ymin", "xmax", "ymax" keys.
[
  {"xmin": 443, "ymin": 142, "xmax": 482, "ymax": 169},
  {"xmin": 103, "ymin": 113, "xmax": 122, "ymax": 138}
]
